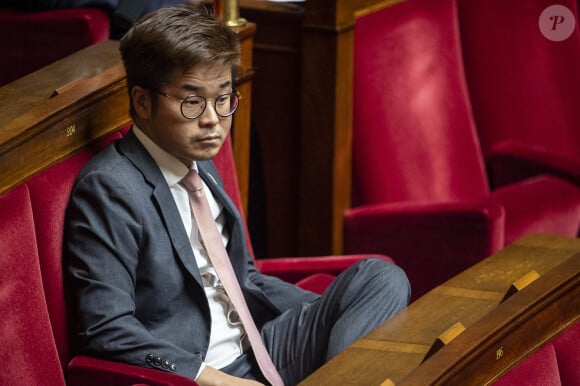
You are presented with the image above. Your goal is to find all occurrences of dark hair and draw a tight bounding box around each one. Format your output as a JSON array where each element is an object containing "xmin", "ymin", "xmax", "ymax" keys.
[{"xmin": 119, "ymin": 5, "xmax": 241, "ymax": 117}]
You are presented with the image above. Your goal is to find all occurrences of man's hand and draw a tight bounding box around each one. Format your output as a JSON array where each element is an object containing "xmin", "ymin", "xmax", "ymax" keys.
[{"xmin": 197, "ymin": 365, "xmax": 266, "ymax": 386}]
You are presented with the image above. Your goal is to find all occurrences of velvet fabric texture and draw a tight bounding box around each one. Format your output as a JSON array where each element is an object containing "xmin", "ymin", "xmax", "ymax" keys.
[
  {"xmin": 494, "ymin": 344, "xmax": 562, "ymax": 386},
  {"xmin": 0, "ymin": 184, "xmax": 66, "ymax": 386},
  {"xmin": 494, "ymin": 322, "xmax": 580, "ymax": 385},
  {"xmin": 0, "ymin": 8, "xmax": 110, "ymax": 86},
  {"xmin": 458, "ymin": 0, "xmax": 580, "ymax": 188},
  {"xmin": 347, "ymin": 0, "xmax": 580, "ymax": 300},
  {"xmin": 552, "ymin": 321, "xmax": 580, "ymax": 384},
  {"xmin": 27, "ymin": 150, "xmax": 93, "ymax": 368}
]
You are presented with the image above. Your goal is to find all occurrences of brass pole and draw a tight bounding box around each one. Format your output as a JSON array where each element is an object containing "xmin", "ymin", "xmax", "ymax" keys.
[{"xmin": 222, "ymin": 0, "xmax": 246, "ymax": 27}]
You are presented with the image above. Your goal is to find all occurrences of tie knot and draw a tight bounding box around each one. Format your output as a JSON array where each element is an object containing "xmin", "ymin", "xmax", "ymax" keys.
[{"xmin": 180, "ymin": 169, "xmax": 204, "ymax": 193}]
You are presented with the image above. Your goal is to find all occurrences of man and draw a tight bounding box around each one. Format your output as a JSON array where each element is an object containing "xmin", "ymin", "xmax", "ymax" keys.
[{"xmin": 64, "ymin": 5, "xmax": 410, "ymax": 386}]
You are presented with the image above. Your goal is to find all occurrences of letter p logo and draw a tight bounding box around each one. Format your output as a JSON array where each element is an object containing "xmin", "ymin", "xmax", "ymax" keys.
[
  {"xmin": 539, "ymin": 5, "xmax": 576, "ymax": 41},
  {"xmin": 551, "ymin": 15, "xmax": 565, "ymax": 30}
]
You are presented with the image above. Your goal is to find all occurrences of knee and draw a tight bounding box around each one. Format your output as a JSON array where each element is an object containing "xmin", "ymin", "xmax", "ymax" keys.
[{"xmin": 362, "ymin": 258, "xmax": 411, "ymax": 306}]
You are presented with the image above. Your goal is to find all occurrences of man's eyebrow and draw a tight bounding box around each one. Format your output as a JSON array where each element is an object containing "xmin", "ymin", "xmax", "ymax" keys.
[
  {"xmin": 180, "ymin": 80, "xmax": 232, "ymax": 93},
  {"xmin": 218, "ymin": 80, "xmax": 232, "ymax": 89},
  {"xmin": 181, "ymin": 84, "xmax": 201, "ymax": 93}
]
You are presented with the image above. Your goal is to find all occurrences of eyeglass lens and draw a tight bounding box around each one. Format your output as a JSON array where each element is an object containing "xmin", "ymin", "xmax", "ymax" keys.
[{"xmin": 181, "ymin": 93, "xmax": 239, "ymax": 119}]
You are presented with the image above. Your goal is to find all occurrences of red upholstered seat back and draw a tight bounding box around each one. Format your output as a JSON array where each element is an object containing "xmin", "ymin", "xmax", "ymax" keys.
[
  {"xmin": 352, "ymin": 0, "xmax": 489, "ymax": 207},
  {"xmin": 0, "ymin": 8, "xmax": 110, "ymax": 86},
  {"xmin": 27, "ymin": 150, "xmax": 95, "ymax": 368},
  {"xmin": 0, "ymin": 184, "xmax": 66, "ymax": 385},
  {"xmin": 493, "ymin": 321, "xmax": 580, "ymax": 385},
  {"xmin": 212, "ymin": 134, "xmax": 255, "ymax": 257},
  {"xmin": 25, "ymin": 131, "xmax": 123, "ymax": 368},
  {"xmin": 458, "ymin": 0, "xmax": 580, "ymax": 163}
]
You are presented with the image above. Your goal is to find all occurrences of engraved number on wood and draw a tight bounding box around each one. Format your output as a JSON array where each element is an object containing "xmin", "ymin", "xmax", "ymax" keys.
[
  {"xmin": 496, "ymin": 346, "xmax": 504, "ymax": 360},
  {"xmin": 65, "ymin": 124, "xmax": 76, "ymax": 137}
]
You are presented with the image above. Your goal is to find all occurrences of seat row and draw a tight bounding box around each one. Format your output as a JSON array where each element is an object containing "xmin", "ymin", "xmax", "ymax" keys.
[
  {"xmin": 345, "ymin": 0, "xmax": 580, "ymax": 299},
  {"xmin": 0, "ymin": 121, "xmax": 392, "ymax": 384}
]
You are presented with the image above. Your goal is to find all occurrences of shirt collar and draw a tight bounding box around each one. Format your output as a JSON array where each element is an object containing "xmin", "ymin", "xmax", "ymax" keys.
[{"xmin": 132, "ymin": 124, "xmax": 196, "ymax": 187}]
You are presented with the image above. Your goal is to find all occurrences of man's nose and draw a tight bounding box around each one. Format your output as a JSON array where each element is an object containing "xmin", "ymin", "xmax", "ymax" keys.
[{"xmin": 198, "ymin": 102, "xmax": 220, "ymax": 127}]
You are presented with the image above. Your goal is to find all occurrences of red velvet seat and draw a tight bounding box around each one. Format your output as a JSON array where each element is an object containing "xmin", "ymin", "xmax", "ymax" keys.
[
  {"xmin": 0, "ymin": 126, "xmax": 393, "ymax": 384},
  {"xmin": 0, "ymin": 8, "xmax": 110, "ymax": 86},
  {"xmin": 0, "ymin": 184, "xmax": 66, "ymax": 386},
  {"xmin": 24, "ymin": 137, "xmax": 200, "ymax": 385},
  {"xmin": 345, "ymin": 0, "xmax": 580, "ymax": 299},
  {"xmin": 457, "ymin": 0, "xmax": 580, "ymax": 188}
]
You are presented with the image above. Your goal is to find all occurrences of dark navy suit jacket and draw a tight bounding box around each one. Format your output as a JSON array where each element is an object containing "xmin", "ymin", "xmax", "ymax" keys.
[{"xmin": 64, "ymin": 131, "xmax": 317, "ymax": 380}]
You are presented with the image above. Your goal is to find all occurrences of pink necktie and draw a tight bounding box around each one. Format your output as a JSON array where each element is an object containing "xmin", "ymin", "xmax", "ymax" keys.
[{"xmin": 181, "ymin": 169, "xmax": 284, "ymax": 386}]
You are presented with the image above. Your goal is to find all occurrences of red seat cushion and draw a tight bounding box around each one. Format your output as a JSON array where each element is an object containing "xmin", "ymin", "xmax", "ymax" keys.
[{"xmin": 295, "ymin": 274, "xmax": 336, "ymax": 295}]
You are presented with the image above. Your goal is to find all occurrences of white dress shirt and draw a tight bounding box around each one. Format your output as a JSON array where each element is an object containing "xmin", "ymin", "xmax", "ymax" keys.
[{"xmin": 133, "ymin": 126, "xmax": 244, "ymax": 377}]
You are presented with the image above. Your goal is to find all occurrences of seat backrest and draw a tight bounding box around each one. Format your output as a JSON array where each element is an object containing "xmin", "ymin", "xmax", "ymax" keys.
[
  {"xmin": 0, "ymin": 184, "xmax": 66, "ymax": 385},
  {"xmin": 458, "ymin": 0, "xmax": 580, "ymax": 161},
  {"xmin": 19, "ymin": 123, "xmax": 246, "ymax": 375},
  {"xmin": 352, "ymin": 0, "xmax": 489, "ymax": 207},
  {"xmin": 27, "ymin": 149, "xmax": 96, "ymax": 369},
  {"xmin": 0, "ymin": 8, "xmax": 110, "ymax": 86},
  {"xmin": 25, "ymin": 131, "xmax": 123, "ymax": 369},
  {"xmin": 212, "ymin": 134, "xmax": 256, "ymax": 257}
]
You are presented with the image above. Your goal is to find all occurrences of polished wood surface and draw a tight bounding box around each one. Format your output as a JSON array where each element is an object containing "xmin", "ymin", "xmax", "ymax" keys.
[
  {"xmin": 0, "ymin": 40, "xmax": 129, "ymax": 195},
  {"xmin": 299, "ymin": 233, "xmax": 580, "ymax": 385},
  {"xmin": 298, "ymin": 0, "xmax": 356, "ymax": 255},
  {"xmin": 0, "ymin": 25, "xmax": 256, "ymax": 212},
  {"xmin": 240, "ymin": 1, "xmax": 304, "ymax": 257}
]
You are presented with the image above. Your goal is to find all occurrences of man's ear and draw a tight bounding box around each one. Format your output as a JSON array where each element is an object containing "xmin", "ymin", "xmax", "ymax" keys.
[{"xmin": 131, "ymin": 86, "xmax": 151, "ymax": 120}]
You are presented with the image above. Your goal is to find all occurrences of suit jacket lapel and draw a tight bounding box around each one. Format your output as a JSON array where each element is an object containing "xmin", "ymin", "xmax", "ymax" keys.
[{"xmin": 118, "ymin": 131, "xmax": 204, "ymax": 288}]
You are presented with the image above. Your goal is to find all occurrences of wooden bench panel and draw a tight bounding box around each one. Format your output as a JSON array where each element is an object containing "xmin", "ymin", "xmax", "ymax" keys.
[{"xmin": 299, "ymin": 234, "xmax": 580, "ymax": 385}]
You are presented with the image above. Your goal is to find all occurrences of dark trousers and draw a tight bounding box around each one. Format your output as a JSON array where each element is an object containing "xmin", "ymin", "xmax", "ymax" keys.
[{"xmin": 221, "ymin": 258, "xmax": 411, "ymax": 386}]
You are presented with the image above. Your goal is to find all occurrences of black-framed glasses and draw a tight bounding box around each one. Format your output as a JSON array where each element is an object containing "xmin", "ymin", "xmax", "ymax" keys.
[{"xmin": 156, "ymin": 91, "xmax": 241, "ymax": 120}]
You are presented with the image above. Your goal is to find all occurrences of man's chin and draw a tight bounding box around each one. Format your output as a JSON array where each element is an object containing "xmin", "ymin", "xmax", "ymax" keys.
[{"xmin": 193, "ymin": 148, "xmax": 221, "ymax": 161}]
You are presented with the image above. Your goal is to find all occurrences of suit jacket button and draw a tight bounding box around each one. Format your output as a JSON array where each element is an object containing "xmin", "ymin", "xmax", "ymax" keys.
[
  {"xmin": 170, "ymin": 363, "xmax": 178, "ymax": 372},
  {"xmin": 162, "ymin": 360, "xmax": 170, "ymax": 369},
  {"xmin": 145, "ymin": 354, "xmax": 154, "ymax": 364},
  {"xmin": 154, "ymin": 356, "xmax": 162, "ymax": 366}
]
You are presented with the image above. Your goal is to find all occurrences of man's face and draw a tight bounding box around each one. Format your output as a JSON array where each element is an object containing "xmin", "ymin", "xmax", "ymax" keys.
[{"xmin": 134, "ymin": 63, "xmax": 234, "ymax": 166}]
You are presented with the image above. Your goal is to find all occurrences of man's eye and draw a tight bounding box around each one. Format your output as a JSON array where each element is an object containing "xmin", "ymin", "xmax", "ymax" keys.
[
  {"xmin": 184, "ymin": 99, "xmax": 201, "ymax": 106},
  {"xmin": 216, "ymin": 95, "xmax": 229, "ymax": 105}
]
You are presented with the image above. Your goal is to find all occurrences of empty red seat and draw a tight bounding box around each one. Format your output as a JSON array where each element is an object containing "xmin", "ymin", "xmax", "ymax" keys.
[
  {"xmin": 458, "ymin": 0, "xmax": 580, "ymax": 187},
  {"xmin": 345, "ymin": 0, "xmax": 580, "ymax": 299}
]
